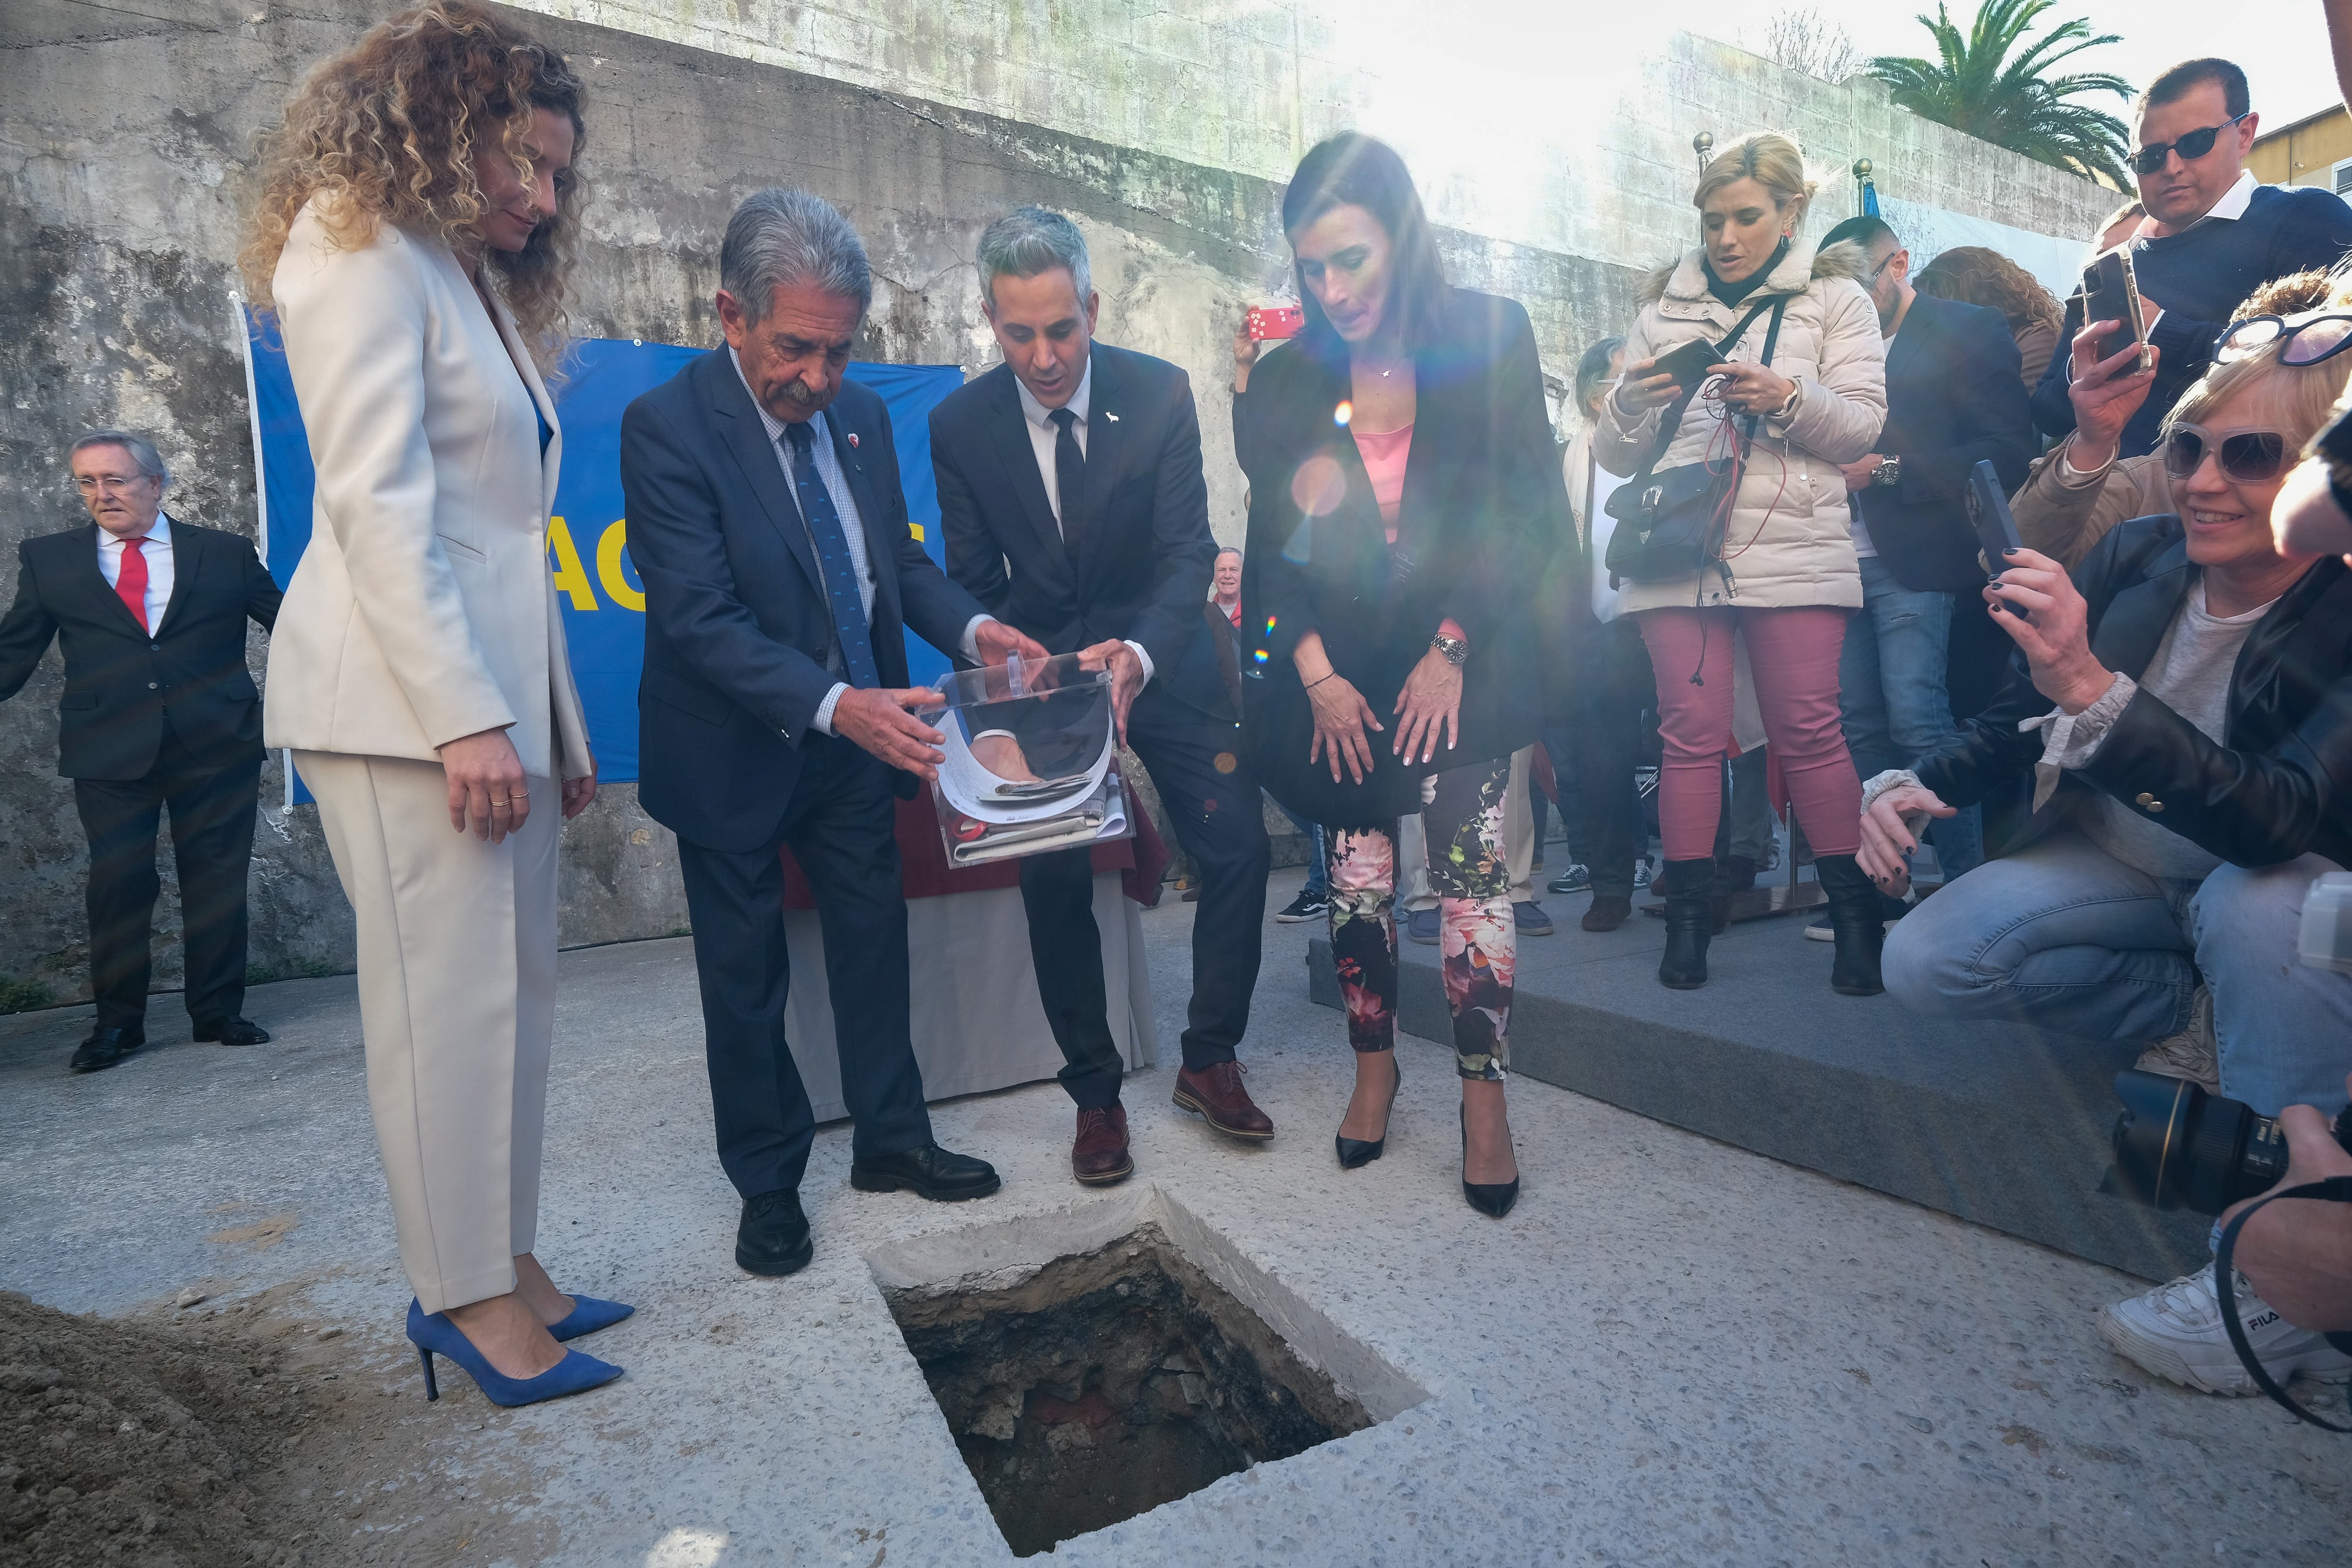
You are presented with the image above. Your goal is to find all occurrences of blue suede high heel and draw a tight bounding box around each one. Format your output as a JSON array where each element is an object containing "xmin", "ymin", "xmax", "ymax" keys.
[
  {"xmin": 549, "ymin": 1295, "xmax": 634, "ymax": 1342},
  {"xmin": 405, "ymin": 1298, "xmax": 624, "ymax": 1407}
]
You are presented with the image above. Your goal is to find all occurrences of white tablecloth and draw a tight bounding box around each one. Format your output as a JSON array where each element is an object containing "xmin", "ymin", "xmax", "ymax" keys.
[{"xmin": 781, "ymin": 872, "xmax": 1157, "ymax": 1122}]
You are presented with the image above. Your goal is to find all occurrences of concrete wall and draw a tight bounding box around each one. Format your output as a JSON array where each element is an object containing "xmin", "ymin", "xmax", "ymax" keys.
[
  {"xmin": 0, "ymin": 0, "xmax": 2110, "ymax": 1004},
  {"xmin": 2251, "ymin": 103, "xmax": 2352, "ymax": 189}
]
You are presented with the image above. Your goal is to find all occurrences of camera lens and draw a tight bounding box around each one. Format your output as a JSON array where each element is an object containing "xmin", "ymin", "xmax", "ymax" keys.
[{"xmin": 2108, "ymin": 1069, "xmax": 2292, "ymax": 1215}]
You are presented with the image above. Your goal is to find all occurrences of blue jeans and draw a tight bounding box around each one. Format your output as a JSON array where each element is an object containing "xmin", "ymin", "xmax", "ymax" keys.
[
  {"xmin": 1884, "ymin": 828, "xmax": 2352, "ymax": 1116},
  {"xmin": 1278, "ymin": 798, "xmax": 1327, "ymax": 897},
  {"xmin": 1840, "ymin": 553, "xmax": 1983, "ymax": 877}
]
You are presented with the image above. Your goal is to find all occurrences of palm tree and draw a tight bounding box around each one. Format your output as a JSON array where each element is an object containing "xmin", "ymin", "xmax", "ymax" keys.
[{"xmin": 1869, "ymin": 0, "xmax": 2133, "ymax": 187}]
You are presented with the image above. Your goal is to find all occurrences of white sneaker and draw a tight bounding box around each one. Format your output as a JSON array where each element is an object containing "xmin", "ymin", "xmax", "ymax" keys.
[
  {"xmin": 2097, "ymin": 1263, "xmax": 2352, "ymax": 1395},
  {"xmin": 2133, "ymin": 985, "xmax": 2218, "ymax": 1092}
]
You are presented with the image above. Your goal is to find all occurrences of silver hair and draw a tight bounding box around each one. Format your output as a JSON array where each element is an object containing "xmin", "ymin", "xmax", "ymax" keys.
[
  {"xmin": 1213, "ymin": 546, "xmax": 1243, "ymax": 563},
  {"xmin": 975, "ymin": 206, "xmax": 1093, "ymax": 313},
  {"xmin": 71, "ymin": 429, "xmax": 168, "ymax": 485},
  {"xmin": 720, "ymin": 188, "xmax": 873, "ymax": 325}
]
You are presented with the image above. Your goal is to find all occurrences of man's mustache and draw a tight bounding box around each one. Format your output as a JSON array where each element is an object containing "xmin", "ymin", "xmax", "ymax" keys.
[{"xmin": 764, "ymin": 378, "xmax": 831, "ymax": 413}]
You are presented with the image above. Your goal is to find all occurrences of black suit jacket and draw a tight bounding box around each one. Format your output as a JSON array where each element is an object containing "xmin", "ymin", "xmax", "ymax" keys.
[
  {"xmin": 621, "ymin": 349, "xmax": 990, "ymax": 853},
  {"xmin": 1238, "ymin": 289, "xmax": 1565, "ymax": 825},
  {"xmin": 1855, "ymin": 293, "xmax": 2037, "ymax": 593},
  {"xmin": 0, "ymin": 517, "xmax": 279, "ymax": 780},
  {"xmin": 1917, "ymin": 517, "xmax": 2351, "ymax": 868},
  {"xmin": 933, "ymin": 345, "xmax": 1227, "ymax": 718}
]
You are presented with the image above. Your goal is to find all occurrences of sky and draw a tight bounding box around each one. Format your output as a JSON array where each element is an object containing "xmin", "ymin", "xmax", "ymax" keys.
[{"xmin": 1702, "ymin": 1, "xmax": 2344, "ymax": 131}]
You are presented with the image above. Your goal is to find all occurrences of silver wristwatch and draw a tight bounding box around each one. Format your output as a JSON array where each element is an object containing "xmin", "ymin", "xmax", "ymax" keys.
[
  {"xmin": 1872, "ymin": 454, "xmax": 1902, "ymax": 487},
  {"xmin": 1430, "ymin": 633, "xmax": 1469, "ymax": 666}
]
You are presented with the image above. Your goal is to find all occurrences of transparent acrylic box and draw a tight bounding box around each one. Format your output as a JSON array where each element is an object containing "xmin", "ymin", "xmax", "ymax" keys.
[{"xmin": 919, "ymin": 652, "xmax": 1133, "ymax": 868}]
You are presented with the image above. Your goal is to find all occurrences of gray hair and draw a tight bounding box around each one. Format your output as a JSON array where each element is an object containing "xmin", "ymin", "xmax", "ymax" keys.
[
  {"xmin": 975, "ymin": 206, "xmax": 1092, "ymax": 313},
  {"xmin": 1214, "ymin": 546, "xmax": 1242, "ymax": 564},
  {"xmin": 72, "ymin": 429, "xmax": 168, "ymax": 485},
  {"xmin": 720, "ymin": 188, "xmax": 873, "ymax": 326}
]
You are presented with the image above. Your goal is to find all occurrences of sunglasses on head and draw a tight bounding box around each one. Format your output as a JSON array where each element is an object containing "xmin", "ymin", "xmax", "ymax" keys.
[
  {"xmin": 2216, "ymin": 311, "xmax": 2352, "ymax": 367},
  {"xmin": 2161, "ymin": 423, "xmax": 2290, "ymax": 483},
  {"xmin": 2132, "ymin": 113, "xmax": 2250, "ymax": 175}
]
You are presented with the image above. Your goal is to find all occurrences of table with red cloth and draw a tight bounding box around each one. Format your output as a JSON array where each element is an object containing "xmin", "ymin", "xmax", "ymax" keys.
[{"xmin": 773, "ymin": 780, "xmax": 1171, "ymax": 1122}]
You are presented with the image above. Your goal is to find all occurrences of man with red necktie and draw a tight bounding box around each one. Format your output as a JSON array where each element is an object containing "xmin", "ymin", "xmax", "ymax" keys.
[{"xmin": 0, "ymin": 430, "xmax": 282, "ymax": 1072}]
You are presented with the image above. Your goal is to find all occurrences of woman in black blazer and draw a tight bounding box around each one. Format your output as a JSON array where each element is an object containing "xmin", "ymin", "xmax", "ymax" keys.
[{"xmin": 1238, "ymin": 134, "xmax": 1564, "ymax": 1216}]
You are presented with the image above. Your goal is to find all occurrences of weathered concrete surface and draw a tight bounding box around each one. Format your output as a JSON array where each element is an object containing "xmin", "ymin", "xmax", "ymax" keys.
[{"xmin": 2, "ymin": 885, "xmax": 2343, "ymax": 1564}]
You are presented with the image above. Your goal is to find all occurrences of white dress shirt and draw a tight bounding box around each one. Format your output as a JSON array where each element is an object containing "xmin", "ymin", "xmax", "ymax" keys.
[
  {"xmin": 730, "ymin": 349, "xmax": 990, "ymax": 734},
  {"xmin": 96, "ymin": 511, "xmax": 174, "ymax": 634},
  {"xmin": 1013, "ymin": 357, "xmax": 1155, "ymax": 681}
]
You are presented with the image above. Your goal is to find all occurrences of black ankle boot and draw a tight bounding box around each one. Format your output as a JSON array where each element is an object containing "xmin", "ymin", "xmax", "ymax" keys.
[
  {"xmin": 1815, "ymin": 854, "xmax": 1886, "ymax": 996},
  {"xmin": 1656, "ymin": 857, "xmax": 1715, "ymax": 990}
]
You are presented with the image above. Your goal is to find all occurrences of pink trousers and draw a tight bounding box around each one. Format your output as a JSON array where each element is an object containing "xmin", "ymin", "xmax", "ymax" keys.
[{"xmin": 1635, "ymin": 605, "xmax": 1862, "ymax": 862}]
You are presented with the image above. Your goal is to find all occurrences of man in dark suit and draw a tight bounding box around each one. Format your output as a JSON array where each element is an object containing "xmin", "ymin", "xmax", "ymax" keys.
[
  {"xmin": 933, "ymin": 207, "xmax": 1272, "ymax": 1186},
  {"xmin": 0, "ymin": 430, "xmax": 280, "ymax": 1072},
  {"xmin": 1819, "ymin": 215, "xmax": 2037, "ymax": 886},
  {"xmin": 622, "ymin": 189, "xmax": 1048, "ymax": 1278}
]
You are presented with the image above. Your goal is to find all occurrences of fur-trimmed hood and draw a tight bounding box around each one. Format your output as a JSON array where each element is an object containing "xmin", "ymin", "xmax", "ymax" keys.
[{"xmin": 1639, "ymin": 236, "xmax": 1872, "ymax": 306}]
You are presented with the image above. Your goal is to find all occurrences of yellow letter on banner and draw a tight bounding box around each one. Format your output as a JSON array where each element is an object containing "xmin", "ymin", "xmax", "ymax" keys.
[
  {"xmin": 597, "ymin": 519, "xmax": 644, "ymax": 611},
  {"xmin": 547, "ymin": 516, "xmax": 597, "ymax": 610}
]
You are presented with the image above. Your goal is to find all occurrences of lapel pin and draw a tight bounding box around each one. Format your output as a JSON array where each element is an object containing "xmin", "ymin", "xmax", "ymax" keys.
[
  {"xmin": 1104, "ymin": 412, "xmax": 1119, "ymax": 422},
  {"xmin": 847, "ymin": 432, "xmax": 860, "ymax": 448}
]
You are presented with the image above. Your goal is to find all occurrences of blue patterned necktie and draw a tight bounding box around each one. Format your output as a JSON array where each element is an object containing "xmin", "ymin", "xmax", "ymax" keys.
[{"xmin": 783, "ymin": 420, "xmax": 881, "ymax": 690}]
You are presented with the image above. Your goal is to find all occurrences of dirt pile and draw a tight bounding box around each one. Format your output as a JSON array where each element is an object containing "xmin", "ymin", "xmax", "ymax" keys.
[{"xmin": 0, "ymin": 1289, "xmax": 325, "ymax": 1567}]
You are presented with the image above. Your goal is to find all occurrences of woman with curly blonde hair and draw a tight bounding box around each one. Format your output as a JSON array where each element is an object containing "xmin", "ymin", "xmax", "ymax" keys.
[
  {"xmin": 1912, "ymin": 245, "xmax": 2067, "ymax": 392},
  {"xmin": 247, "ymin": 0, "xmax": 624, "ymax": 1407}
]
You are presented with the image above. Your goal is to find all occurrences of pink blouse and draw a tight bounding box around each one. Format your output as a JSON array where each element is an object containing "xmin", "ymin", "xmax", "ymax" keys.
[{"xmin": 1353, "ymin": 423, "xmax": 1414, "ymax": 544}]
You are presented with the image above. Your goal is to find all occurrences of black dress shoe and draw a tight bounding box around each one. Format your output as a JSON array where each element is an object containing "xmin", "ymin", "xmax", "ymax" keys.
[
  {"xmin": 194, "ymin": 1017, "xmax": 270, "ymax": 1046},
  {"xmin": 850, "ymin": 1144, "xmax": 1001, "ymax": 1202},
  {"xmin": 736, "ymin": 1189, "xmax": 814, "ymax": 1277},
  {"xmin": 69, "ymin": 1027, "xmax": 143, "ymax": 1075}
]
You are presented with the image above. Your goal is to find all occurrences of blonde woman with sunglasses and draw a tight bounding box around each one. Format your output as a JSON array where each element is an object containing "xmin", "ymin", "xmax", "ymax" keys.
[
  {"xmin": 1853, "ymin": 278, "xmax": 2352, "ymax": 1401},
  {"xmin": 2014, "ymin": 270, "xmax": 2344, "ymax": 569}
]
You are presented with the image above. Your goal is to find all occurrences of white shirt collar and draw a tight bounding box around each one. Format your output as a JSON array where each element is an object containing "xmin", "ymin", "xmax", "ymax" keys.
[
  {"xmin": 1015, "ymin": 356, "xmax": 1092, "ymax": 431},
  {"xmin": 2186, "ymin": 169, "xmax": 2258, "ymax": 229},
  {"xmin": 99, "ymin": 512, "xmax": 171, "ymax": 550}
]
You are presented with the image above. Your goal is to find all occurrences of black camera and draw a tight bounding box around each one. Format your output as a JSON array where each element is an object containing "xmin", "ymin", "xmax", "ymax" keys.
[{"xmin": 2107, "ymin": 1068, "xmax": 2352, "ymax": 1215}]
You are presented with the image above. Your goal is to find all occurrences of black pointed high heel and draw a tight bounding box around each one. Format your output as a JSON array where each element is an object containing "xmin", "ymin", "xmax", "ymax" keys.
[
  {"xmin": 1335, "ymin": 1051, "xmax": 1402, "ymax": 1169},
  {"xmin": 1459, "ymin": 1103, "xmax": 1521, "ymax": 1218}
]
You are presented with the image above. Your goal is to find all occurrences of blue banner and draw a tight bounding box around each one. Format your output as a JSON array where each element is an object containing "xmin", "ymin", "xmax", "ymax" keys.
[{"xmin": 243, "ymin": 316, "xmax": 968, "ymax": 783}]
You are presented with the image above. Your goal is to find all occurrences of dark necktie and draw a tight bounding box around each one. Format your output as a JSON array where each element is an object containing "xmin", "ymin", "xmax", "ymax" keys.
[
  {"xmin": 782, "ymin": 422, "xmax": 881, "ymax": 690},
  {"xmin": 115, "ymin": 537, "xmax": 151, "ymax": 633},
  {"xmin": 1048, "ymin": 407, "xmax": 1088, "ymax": 563}
]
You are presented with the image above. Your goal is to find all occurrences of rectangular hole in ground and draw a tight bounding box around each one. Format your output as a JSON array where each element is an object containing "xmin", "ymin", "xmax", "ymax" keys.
[{"xmin": 868, "ymin": 1186, "xmax": 1425, "ymax": 1558}]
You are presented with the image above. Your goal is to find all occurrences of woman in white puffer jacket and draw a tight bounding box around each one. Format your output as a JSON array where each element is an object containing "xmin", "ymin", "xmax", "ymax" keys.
[{"xmin": 1593, "ymin": 131, "xmax": 1889, "ymax": 995}]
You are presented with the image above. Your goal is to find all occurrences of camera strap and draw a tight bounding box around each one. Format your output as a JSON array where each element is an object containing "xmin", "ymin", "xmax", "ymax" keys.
[{"xmin": 2213, "ymin": 1175, "xmax": 2352, "ymax": 1432}]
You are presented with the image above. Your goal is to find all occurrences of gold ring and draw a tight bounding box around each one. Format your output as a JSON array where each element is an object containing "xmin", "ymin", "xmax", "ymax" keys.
[{"xmin": 490, "ymin": 797, "xmax": 512, "ymax": 808}]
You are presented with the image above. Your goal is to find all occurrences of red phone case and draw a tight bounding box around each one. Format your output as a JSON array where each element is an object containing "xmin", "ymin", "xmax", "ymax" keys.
[{"xmin": 1248, "ymin": 306, "xmax": 1304, "ymax": 342}]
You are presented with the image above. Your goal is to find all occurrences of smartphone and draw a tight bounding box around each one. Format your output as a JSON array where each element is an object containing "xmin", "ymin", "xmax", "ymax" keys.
[
  {"xmin": 1649, "ymin": 337, "xmax": 1727, "ymax": 390},
  {"xmin": 1965, "ymin": 459, "xmax": 2030, "ymax": 621},
  {"xmin": 1247, "ymin": 305, "xmax": 1304, "ymax": 342},
  {"xmin": 2082, "ymin": 248, "xmax": 2151, "ymax": 374}
]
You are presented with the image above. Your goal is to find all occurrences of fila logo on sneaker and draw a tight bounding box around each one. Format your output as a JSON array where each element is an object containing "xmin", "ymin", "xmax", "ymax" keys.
[{"xmin": 2246, "ymin": 1308, "xmax": 2281, "ymax": 1332}]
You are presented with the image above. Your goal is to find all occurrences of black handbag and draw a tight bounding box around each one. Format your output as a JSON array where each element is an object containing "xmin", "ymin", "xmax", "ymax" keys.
[{"xmin": 1603, "ymin": 297, "xmax": 1788, "ymax": 586}]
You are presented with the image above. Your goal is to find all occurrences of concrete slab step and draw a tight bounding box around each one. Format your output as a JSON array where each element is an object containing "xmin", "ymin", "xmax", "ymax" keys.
[{"xmin": 1307, "ymin": 911, "xmax": 2210, "ymax": 1282}]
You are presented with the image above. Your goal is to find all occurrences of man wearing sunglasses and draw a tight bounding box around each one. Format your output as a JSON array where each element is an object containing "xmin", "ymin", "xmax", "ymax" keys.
[{"xmin": 2029, "ymin": 58, "xmax": 2352, "ymax": 459}]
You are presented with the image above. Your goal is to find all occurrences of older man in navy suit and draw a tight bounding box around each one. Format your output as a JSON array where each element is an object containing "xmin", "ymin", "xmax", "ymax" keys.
[
  {"xmin": 0, "ymin": 430, "xmax": 280, "ymax": 1072},
  {"xmin": 622, "ymin": 189, "xmax": 1047, "ymax": 1278}
]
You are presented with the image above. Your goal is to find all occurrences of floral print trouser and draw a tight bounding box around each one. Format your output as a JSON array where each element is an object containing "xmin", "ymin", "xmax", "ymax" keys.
[{"xmin": 1325, "ymin": 757, "xmax": 1514, "ymax": 1079}]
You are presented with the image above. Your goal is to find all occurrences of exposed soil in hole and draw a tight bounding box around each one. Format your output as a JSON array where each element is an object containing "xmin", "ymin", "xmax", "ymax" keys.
[
  {"xmin": 883, "ymin": 1223, "xmax": 1372, "ymax": 1557},
  {"xmin": 1, "ymin": 1286, "xmax": 561, "ymax": 1566}
]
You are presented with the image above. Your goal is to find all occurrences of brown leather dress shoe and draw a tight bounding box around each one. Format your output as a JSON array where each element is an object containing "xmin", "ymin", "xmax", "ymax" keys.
[
  {"xmin": 1171, "ymin": 1061, "xmax": 1274, "ymax": 1140},
  {"xmin": 1581, "ymin": 894, "xmax": 1633, "ymax": 932},
  {"xmin": 1073, "ymin": 1105, "xmax": 1134, "ymax": 1186}
]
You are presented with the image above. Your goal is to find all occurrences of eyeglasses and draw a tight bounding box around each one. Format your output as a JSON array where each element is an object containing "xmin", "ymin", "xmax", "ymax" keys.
[
  {"xmin": 72, "ymin": 474, "xmax": 149, "ymax": 494},
  {"xmin": 1865, "ymin": 249, "xmax": 1902, "ymax": 284},
  {"xmin": 2132, "ymin": 113, "xmax": 2250, "ymax": 175},
  {"xmin": 2161, "ymin": 423, "xmax": 2290, "ymax": 483},
  {"xmin": 2216, "ymin": 312, "xmax": 2352, "ymax": 367}
]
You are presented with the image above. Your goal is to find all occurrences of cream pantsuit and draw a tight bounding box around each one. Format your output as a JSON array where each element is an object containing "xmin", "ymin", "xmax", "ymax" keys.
[
  {"xmin": 298, "ymin": 752, "xmax": 558, "ymax": 1312},
  {"xmin": 266, "ymin": 195, "xmax": 591, "ymax": 1316}
]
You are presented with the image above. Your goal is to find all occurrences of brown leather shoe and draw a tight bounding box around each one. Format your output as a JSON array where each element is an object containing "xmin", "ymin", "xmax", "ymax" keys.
[
  {"xmin": 1073, "ymin": 1105, "xmax": 1134, "ymax": 1186},
  {"xmin": 1581, "ymin": 894, "xmax": 1632, "ymax": 932},
  {"xmin": 1171, "ymin": 1061, "xmax": 1275, "ymax": 1140}
]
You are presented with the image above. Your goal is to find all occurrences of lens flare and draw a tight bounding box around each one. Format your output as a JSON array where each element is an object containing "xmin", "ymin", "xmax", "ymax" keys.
[
  {"xmin": 1289, "ymin": 454, "xmax": 1348, "ymax": 519},
  {"xmin": 1333, "ymin": 400, "xmax": 1353, "ymax": 427},
  {"xmin": 1252, "ymin": 648, "xmax": 1269, "ymax": 664}
]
